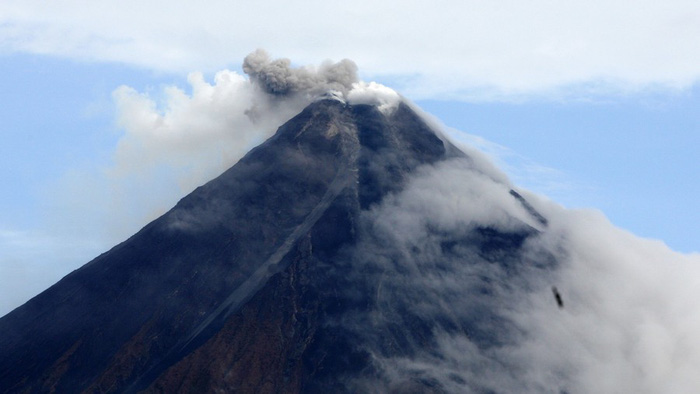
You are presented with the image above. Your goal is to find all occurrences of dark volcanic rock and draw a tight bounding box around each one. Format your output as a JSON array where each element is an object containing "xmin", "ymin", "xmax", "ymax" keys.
[{"xmin": 0, "ymin": 99, "xmax": 549, "ymax": 393}]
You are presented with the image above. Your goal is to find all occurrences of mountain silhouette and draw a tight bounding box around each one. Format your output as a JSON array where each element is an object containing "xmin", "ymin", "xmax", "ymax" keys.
[{"xmin": 0, "ymin": 98, "xmax": 552, "ymax": 393}]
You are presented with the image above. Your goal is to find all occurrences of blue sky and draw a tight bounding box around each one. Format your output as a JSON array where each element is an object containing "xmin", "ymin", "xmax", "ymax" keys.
[{"xmin": 1, "ymin": 1, "xmax": 699, "ymax": 315}]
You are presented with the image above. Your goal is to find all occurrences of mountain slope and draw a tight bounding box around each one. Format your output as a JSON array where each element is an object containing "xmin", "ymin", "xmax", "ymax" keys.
[{"xmin": 0, "ymin": 99, "xmax": 550, "ymax": 393}]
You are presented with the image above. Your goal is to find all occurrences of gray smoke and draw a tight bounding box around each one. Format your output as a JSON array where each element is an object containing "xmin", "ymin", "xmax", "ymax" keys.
[{"xmin": 243, "ymin": 49, "xmax": 358, "ymax": 97}]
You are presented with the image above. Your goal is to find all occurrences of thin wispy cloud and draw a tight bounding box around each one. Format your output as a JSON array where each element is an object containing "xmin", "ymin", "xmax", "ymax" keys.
[{"xmin": 446, "ymin": 128, "xmax": 594, "ymax": 204}]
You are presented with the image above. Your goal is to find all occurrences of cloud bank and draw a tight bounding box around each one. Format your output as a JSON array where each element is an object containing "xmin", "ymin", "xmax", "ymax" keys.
[
  {"xmin": 2, "ymin": 0, "xmax": 700, "ymax": 99},
  {"xmin": 334, "ymin": 154, "xmax": 700, "ymax": 392},
  {"xmin": 510, "ymin": 195, "xmax": 700, "ymax": 392}
]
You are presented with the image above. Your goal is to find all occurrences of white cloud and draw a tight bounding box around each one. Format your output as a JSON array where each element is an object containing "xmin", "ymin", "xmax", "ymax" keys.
[
  {"xmin": 47, "ymin": 52, "xmax": 411, "ymax": 246},
  {"xmin": 507, "ymin": 192, "xmax": 700, "ymax": 392},
  {"xmin": 2, "ymin": 0, "xmax": 700, "ymax": 99},
  {"xmin": 48, "ymin": 68, "xmax": 312, "ymax": 244},
  {"xmin": 370, "ymin": 159, "xmax": 542, "ymax": 239},
  {"xmin": 339, "ymin": 152, "xmax": 700, "ymax": 392}
]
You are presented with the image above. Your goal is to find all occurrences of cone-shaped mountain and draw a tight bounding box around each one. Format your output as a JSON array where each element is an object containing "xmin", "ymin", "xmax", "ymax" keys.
[{"xmin": 0, "ymin": 99, "xmax": 550, "ymax": 393}]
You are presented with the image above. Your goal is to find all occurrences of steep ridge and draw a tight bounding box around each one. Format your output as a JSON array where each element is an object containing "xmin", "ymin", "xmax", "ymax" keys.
[{"xmin": 0, "ymin": 99, "xmax": 549, "ymax": 393}]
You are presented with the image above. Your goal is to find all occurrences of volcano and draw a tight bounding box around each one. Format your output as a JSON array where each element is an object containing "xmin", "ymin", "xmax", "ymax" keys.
[{"xmin": 0, "ymin": 98, "xmax": 553, "ymax": 393}]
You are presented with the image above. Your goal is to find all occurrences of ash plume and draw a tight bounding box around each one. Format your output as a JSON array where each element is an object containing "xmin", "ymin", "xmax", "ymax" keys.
[{"xmin": 243, "ymin": 49, "xmax": 359, "ymax": 97}]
